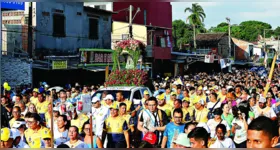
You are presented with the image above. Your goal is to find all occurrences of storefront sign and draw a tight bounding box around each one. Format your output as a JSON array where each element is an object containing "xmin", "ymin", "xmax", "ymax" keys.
[
  {"xmin": 79, "ymin": 49, "xmax": 113, "ymax": 64},
  {"xmin": 52, "ymin": 60, "xmax": 67, "ymax": 70},
  {"xmin": 1, "ymin": 2, "xmax": 25, "ymax": 10}
]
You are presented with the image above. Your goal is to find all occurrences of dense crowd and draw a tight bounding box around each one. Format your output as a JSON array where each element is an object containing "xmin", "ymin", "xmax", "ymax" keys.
[{"xmin": 1, "ymin": 68, "xmax": 280, "ymax": 148}]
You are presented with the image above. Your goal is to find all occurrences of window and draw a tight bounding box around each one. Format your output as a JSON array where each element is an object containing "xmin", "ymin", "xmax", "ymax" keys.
[
  {"xmin": 133, "ymin": 90, "xmax": 142, "ymax": 100},
  {"xmin": 95, "ymin": 5, "xmax": 106, "ymax": 10},
  {"xmin": 89, "ymin": 18, "xmax": 99, "ymax": 39},
  {"xmin": 53, "ymin": 14, "xmax": 65, "ymax": 37},
  {"xmin": 144, "ymin": 10, "xmax": 147, "ymax": 25},
  {"xmin": 156, "ymin": 36, "xmax": 161, "ymax": 47}
]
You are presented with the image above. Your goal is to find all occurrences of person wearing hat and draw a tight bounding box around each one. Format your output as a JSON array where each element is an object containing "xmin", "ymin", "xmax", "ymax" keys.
[
  {"xmin": 101, "ymin": 94, "xmax": 117, "ymax": 109},
  {"xmin": 173, "ymin": 133, "xmax": 191, "ymax": 148},
  {"xmin": 192, "ymin": 86, "xmax": 206, "ymax": 107},
  {"xmin": 193, "ymin": 99, "xmax": 210, "ymax": 124},
  {"xmin": 157, "ymin": 94, "xmax": 172, "ymax": 119},
  {"xmin": 42, "ymin": 130, "xmax": 57, "ymax": 148},
  {"xmin": 182, "ymin": 98, "xmax": 194, "ymax": 122},
  {"xmin": 11, "ymin": 128, "xmax": 29, "ymax": 148},
  {"xmin": 30, "ymin": 88, "xmax": 39, "ymax": 105},
  {"xmin": 12, "ymin": 119, "xmax": 27, "ymax": 144},
  {"xmin": 141, "ymin": 90, "xmax": 150, "ymax": 108},
  {"xmin": 89, "ymin": 96, "xmax": 110, "ymax": 140},
  {"xmin": 1, "ymin": 128, "xmax": 15, "ymax": 148},
  {"xmin": 254, "ymin": 97, "xmax": 277, "ymax": 120},
  {"xmin": 104, "ymin": 104, "xmax": 130, "ymax": 148},
  {"xmin": 24, "ymin": 113, "xmax": 50, "ymax": 148}
]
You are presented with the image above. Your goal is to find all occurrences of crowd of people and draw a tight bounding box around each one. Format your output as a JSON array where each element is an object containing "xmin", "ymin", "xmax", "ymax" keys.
[{"xmin": 1, "ymin": 68, "xmax": 280, "ymax": 148}]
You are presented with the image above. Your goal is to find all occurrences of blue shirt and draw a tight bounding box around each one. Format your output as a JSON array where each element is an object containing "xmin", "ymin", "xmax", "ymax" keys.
[{"xmin": 163, "ymin": 122, "xmax": 185, "ymax": 148}]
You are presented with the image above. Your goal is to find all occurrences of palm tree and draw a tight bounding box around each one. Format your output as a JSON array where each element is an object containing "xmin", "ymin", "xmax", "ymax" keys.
[{"xmin": 185, "ymin": 3, "xmax": 206, "ymax": 50}]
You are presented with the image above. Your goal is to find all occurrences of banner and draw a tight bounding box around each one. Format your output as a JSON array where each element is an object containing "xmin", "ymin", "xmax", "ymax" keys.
[{"xmin": 52, "ymin": 61, "xmax": 67, "ymax": 70}]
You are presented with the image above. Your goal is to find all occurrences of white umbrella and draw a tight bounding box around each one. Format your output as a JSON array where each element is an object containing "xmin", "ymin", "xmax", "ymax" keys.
[{"xmin": 48, "ymin": 86, "xmax": 63, "ymax": 92}]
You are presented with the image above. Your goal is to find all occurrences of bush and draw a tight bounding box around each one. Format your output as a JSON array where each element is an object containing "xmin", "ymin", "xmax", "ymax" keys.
[{"xmin": 106, "ymin": 69, "xmax": 148, "ymax": 86}]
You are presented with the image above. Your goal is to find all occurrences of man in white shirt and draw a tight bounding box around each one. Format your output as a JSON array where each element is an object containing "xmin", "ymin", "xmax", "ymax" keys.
[
  {"xmin": 254, "ymin": 97, "xmax": 277, "ymax": 120},
  {"xmin": 89, "ymin": 96, "xmax": 110, "ymax": 139}
]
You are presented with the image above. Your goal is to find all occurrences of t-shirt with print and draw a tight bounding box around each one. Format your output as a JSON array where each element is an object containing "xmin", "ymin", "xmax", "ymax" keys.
[
  {"xmin": 231, "ymin": 118, "xmax": 250, "ymax": 144},
  {"xmin": 163, "ymin": 122, "xmax": 185, "ymax": 148}
]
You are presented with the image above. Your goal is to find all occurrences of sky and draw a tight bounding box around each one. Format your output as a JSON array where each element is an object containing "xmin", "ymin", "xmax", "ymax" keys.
[{"xmin": 171, "ymin": 1, "xmax": 280, "ymax": 30}]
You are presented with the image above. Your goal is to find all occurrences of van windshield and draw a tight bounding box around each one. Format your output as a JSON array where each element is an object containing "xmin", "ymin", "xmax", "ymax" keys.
[{"xmin": 92, "ymin": 90, "xmax": 131, "ymax": 101}]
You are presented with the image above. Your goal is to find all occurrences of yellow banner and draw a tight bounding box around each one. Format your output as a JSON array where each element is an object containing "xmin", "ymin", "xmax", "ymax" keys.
[{"xmin": 52, "ymin": 61, "xmax": 67, "ymax": 70}]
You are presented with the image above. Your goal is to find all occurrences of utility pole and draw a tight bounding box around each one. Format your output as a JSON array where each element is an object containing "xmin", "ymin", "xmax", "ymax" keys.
[
  {"xmin": 129, "ymin": 5, "xmax": 133, "ymax": 39},
  {"xmin": 28, "ymin": 2, "xmax": 33, "ymax": 58},
  {"xmin": 226, "ymin": 17, "xmax": 232, "ymax": 72}
]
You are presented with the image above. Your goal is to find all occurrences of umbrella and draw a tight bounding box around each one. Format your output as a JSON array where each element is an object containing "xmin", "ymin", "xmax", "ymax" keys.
[{"xmin": 48, "ymin": 86, "xmax": 63, "ymax": 92}]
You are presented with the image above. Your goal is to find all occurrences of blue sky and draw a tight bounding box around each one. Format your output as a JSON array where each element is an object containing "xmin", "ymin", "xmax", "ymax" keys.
[{"xmin": 171, "ymin": 1, "xmax": 280, "ymax": 29}]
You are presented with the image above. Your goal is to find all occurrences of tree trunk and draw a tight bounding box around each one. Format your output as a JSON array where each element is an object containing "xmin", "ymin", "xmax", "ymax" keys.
[{"xmin": 193, "ymin": 25, "xmax": 196, "ymax": 50}]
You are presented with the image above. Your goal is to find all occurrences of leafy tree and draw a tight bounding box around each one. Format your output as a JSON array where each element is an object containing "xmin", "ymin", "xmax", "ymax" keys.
[
  {"xmin": 274, "ymin": 26, "xmax": 280, "ymax": 38},
  {"xmin": 185, "ymin": 3, "xmax": 206, "ymax": 50}
]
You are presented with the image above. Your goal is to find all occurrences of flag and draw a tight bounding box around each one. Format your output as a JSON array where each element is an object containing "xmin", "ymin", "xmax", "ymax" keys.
[
  {"xmin": 220, "ymin": 59, "xmax": 226, "ymax": 69},
  {"xmin": 175, "ymin": 77, "xmax": 183, "ymax": 85}
]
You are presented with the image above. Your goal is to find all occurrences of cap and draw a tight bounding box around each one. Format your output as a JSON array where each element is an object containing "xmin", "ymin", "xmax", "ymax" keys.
[
  {"xmin": 259, "ymin": 97, "xmax": 266, "ymax": 103},
  {"xmin": 104, "ymin": 94, "xmax": 114, "ymax": 100},
  {"xmin": 33, "ymin": 88, "xmax": 39, "ymax": 93},
  {"xmin": 193, "ymin": 98, "xmax": 204, "ymax": 105},
  {"xmin": 109, "ymin": 104, "xmax": 119, "ymax": 110},
  {"xmin": 186, "ymin": 83, "xmax": 191, "ymax": 87},
  {"xmin": 144, "ymin": 90, "xmax": 149, "ymax": 95},
  {"xmin": 197, "ymin": 86, "xmax": 203, "ymax": 90},
  {"xmin": 171, "ymin": 92, "xmax": 177, "ymax": 96},
  {"xmin": 143, "ymin": 132, "xmax": 157, "ymax": 145},
  {"xmin": 173, "ymin": 133, "xmax": 191, "ymax": 147},
  {"xmin": 12, "ymin": 121, "xmax": 26, "ymax": 128},
  {"xmin": 206, "ymin": 90, "xmax": 210, "ymax": 94},
  {"xmin": 0, "ymin": 128, "xmax": 13, "ymax": 141},
  {"xmin": 53, "ymin": 107, "xmax": 59, "ymax": 111},
  {"xmin": 203, "ymin": 86, "xmax": 208, "ymax": 91},
  {"xmin": 92, "ymin": 96, "xmax": 101, "ymax": 103},
  {"xmin": 156, "ymin": 94, "xmax": 165, "ymax": 101},
  {"xmin": 42, "ymin": 130, "xmax": 52, "ymax": 139}
]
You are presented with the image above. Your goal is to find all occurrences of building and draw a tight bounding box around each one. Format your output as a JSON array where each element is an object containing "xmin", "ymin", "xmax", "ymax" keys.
[
  {"xmin": 85, "ymin": 2, "xmax": 173, "ymax": 78},
  {"xmin": 2, "ymin": 2, "xmax": 114, "ymax": 86}
]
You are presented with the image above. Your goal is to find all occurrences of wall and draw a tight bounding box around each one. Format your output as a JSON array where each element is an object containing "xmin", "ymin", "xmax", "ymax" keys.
[
  {"xmin": 1, "ymin": 56, "xmax": 32, "ymax": 88},
  {"xmin": 112, "ymin": 2, "xmax": 172, "ymax": 28},
  {"xmin": 232, "ymin": 38, "xmax": 250, "ymax": 60},
  {"xmin": 111, "ymin": 21, "xmax": 147, "ymax": 48},
  {"xmin": 35, "ymin": 2, "xmax": 112, "ymax": 56}
]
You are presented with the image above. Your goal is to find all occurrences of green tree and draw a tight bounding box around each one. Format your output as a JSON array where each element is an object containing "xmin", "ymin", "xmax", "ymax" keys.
[
  {"xmin": 274, "ymin": 26, "xmax": 280, "ymax": 38},
  {"xmin": 185, "ymin": 3, "xmax": 206, "ymax": 50}
]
